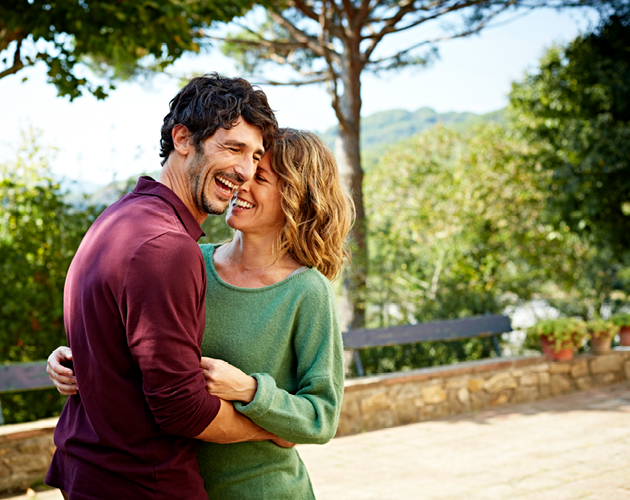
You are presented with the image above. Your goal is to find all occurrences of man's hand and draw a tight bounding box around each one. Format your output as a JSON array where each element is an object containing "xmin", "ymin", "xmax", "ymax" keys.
[
  {"xmin": 47, "ymin": 346, "xmax": 78, "ymax": 396},
  {"xmin": 201, "ymin": 357, "xmax": 257, "ymax": 403}
]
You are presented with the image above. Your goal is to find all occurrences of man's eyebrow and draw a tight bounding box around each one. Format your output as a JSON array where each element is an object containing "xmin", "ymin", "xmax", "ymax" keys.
[{"xmin": 222, "ymin": 140, "xmax": 246, "ymax": 148}]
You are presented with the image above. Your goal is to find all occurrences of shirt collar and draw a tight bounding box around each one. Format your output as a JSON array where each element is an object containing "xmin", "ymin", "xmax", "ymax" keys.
[{"xmin": 132, "ymin": 176, "xmax": 205, "ymax": 242}]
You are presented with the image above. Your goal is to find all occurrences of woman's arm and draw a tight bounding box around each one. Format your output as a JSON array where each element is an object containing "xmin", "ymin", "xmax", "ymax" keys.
[
  {"xmin": 205, "ymin": 277, "xmax": 344, "ymax": 445},
  {"xmin": 47, "ymin": 347, "xmax": 78, "ymax": 396}
]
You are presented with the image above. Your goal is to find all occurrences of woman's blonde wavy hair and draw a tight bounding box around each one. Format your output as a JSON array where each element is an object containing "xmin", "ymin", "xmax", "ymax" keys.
[{"xmin": 269, "ymin": 128, "xmax": 355, "ymax": 281}]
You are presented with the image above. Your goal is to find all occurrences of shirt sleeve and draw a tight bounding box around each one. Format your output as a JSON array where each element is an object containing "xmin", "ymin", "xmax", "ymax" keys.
[
  {"xmin": 233, "ymin": 276, "xmax": 345, "ymax": 444},
  {"xmin": 122, "ymin": 232, "xmax": 220, "ymax": 438}
]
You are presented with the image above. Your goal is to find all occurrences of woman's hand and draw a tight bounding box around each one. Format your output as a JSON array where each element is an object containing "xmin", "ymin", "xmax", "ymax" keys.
[
  {"xmin": 47, "ymin": 346, "xmax": 78, "ymax": 396},
  {"xmin": 200, "ymin": 357, "xmax": 257, "ymax": 404}
]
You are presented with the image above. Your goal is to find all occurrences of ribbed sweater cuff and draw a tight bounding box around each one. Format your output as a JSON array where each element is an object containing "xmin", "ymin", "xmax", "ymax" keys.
[{"xmin": 234, "ymin": 372, "xmax": 275, "ymax": 418}]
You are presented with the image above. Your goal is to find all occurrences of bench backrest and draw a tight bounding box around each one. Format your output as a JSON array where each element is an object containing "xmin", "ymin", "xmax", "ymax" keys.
[
  {"xmin": 0, "ymin": 361, "xmax": 54, "ymax": 425},
  {"xmin": 343, "ymin": 314, "xmax": 512, "ymax": 376},
  {"xmin": 343, "ymin": 314, "xmax": 511, "ymax": 349},
  {"xmin": 0, "ymin": 361, "xmax": 53, "ymax": 393}
]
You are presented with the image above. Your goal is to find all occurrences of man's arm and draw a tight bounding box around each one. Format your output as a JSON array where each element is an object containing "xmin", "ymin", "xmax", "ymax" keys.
[
  {"xmin": 195, "ymin": 399, "xmax": 294, "ymax": 446},
  {"xmin": 46, "ymin": 346, "xmax": 293, "ymax": 446}
]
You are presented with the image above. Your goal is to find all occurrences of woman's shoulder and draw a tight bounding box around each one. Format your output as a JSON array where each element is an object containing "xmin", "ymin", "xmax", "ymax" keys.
[
  {"xmin": 291, "ymin": 268, "xmax": 335, "ymax": 298},
  {"xmin": 198, "ymin": 243, "xmax": 217, "ymax": 261}
]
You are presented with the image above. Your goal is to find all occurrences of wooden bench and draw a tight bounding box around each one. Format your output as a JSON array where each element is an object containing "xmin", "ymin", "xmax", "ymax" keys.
[
  {"xmin": 0, "ymin": 361, "xmax": 54, "ymax": 425},
  {"xmin": 343, "ymin": 314, "xmax": 512, "ymax": 376}
]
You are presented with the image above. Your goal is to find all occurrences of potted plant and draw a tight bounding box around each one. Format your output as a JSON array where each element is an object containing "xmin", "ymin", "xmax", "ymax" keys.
[
  {"xmin": 586, "ymin": 318, "xmax": 620, "ymax": 354},
  {"xmin": 611, "ymin": 313, "xmax": 630, "ymax": 347},
  {"xmin": 527, "ymin": 318, "xmax": 587, "ymax": 361}
]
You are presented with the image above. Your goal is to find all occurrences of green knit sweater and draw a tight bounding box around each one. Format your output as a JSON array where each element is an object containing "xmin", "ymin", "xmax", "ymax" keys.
[{"xmin": 197, "ymin": 244, "xmax": 345, "ymax": 500}]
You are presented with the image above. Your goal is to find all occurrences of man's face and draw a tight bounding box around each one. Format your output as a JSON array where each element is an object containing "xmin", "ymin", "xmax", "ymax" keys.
[{"xmin": 187, "ymin": 119, "xmax": 265, "ymax": 215}]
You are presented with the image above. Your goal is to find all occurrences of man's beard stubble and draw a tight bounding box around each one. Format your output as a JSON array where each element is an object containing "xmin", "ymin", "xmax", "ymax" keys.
[{"xmin": 187, "ymin": 149, "xmax": 229, "ymax": 216}]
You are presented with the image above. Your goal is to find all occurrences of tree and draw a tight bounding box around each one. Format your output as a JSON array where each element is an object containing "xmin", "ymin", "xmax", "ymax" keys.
[
  {"xmin": 216, "ymin": 0, "xmax": 619, "ymax": 329},
  {"xmin": 0, "ymin": 0, "xmax": 255, "ymax": 99},
  {"xmin": 0, "ymin": 130, "xmax": 101, "ymax": 423},
  {"xmin": 509, "ymin": 10, "xmax": 630, "ymax": 255},
  {"xmin": 361, "ymin": 123, "xmax": 629, "ymax": 373}
]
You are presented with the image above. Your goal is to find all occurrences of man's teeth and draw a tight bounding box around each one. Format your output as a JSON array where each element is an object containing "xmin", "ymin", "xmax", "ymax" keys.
[
  {"xmin": 234, "ymin": 198, "xmax": 254, "ymax": 209},
  {"xmin": 217, "ymin": 176, "xmax": 237, "ymax": 190}
]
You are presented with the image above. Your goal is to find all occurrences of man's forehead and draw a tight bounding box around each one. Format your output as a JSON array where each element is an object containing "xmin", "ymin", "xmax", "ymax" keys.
[{"xmin": 216, "ymin": 120, "xmax": 262, "ymax": 139}]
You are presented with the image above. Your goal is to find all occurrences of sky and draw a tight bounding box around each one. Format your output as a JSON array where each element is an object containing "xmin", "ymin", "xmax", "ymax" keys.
[{"xmin": 0, "ymin": 7, "xmax": 599, "ymax": 187}]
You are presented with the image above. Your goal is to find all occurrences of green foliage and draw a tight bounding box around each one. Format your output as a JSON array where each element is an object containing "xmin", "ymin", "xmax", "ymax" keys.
[
  {"xmin": 365, "ymin": 124, "xmax": 566, "ymax": 325},
  {"xmin": 611, "ymin": 313, "xmax": 630, "ymax": 327},
  {"xmin": 509, "ymin": 12, "xmax": 630, "ymax": 254},
  {"xmin": 0, "ymin": 389, "xmax": 67, "ymax": 427},
  {"xmin": 585, "ymin": 318, "xmax": 619, "ymax": 338},
  {"xmin": 526, "ymin": 318, "xmax": 588, "ymax": 351},
  {"xmin": 199, "ymin": 215, "xmax": 233, "ymax": 245},
  {"xmin": 0, "ymin": 0, "xmax": 256, "ymax": 99},
  {"xmin": 0, "ymin": 130, "xmax": 101, "ymax": 423},
  {"xmin": 359, "ymin": 124, "xmax": 559, "ymax": 374},
  {"xmin": 353, "ymin": 338, "xmax": 497, "ymax": 377}
]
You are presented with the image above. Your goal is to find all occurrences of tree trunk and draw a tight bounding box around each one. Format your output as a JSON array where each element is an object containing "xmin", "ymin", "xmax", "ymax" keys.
[{"xmin": 334, "ymin": 58, "xmax": 367, "ymax": 330}]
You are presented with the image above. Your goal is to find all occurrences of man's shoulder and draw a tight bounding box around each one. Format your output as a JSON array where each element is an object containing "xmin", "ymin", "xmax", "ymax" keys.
[
  {"xmin": 134, "ymin": 230, "xmax": 203, "ymax": 263},
  {"xmin": 98, "ymin": 192, "xmax": 191, "ymax": 243}
]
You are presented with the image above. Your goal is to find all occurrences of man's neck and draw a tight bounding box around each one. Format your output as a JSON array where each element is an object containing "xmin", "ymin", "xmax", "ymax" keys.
[{"xmin": 158, "ymin": 160, "xmax": 206, "ymax": 225}]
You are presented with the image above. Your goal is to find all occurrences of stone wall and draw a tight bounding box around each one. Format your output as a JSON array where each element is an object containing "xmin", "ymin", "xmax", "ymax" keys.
[
  {"xmin": 337, "ymin": 349, "xmax": 630, "ymax": 436},
  {"xmin": 0, "ymin": 417, "xmax": 56, "ymax": 494}
]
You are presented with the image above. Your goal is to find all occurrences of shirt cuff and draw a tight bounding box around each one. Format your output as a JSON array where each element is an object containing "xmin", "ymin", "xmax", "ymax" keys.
[{"xmin": 233, "ymin": 372, "xmax": 275, "ymax": 419}]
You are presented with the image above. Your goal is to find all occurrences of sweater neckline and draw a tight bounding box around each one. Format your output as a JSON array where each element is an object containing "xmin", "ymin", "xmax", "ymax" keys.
[{"xmin": 206, "ymin": 244, "xmax": 314, "ymax": 292}]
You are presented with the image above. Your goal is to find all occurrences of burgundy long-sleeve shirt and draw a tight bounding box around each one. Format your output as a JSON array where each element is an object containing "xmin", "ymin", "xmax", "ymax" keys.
[{"xmin": 46, "ymin": 177, "xmax": 220, "ymax": 500}]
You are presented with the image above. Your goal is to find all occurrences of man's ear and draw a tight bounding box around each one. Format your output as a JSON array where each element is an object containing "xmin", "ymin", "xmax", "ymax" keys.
[{"xmin": 172, "ymin": 124, "xmax": 192, "ymax": 156}]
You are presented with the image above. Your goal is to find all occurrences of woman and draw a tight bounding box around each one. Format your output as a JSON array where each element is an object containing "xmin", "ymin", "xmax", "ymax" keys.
[{"xmin": 48, "ymin": 128, "xmax": 354, "ymax": 499}]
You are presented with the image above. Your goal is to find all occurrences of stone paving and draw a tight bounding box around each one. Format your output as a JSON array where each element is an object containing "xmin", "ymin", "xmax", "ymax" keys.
[{"xmin": 7, "ymin": 383, "xmax": 630, "ymax": 500}]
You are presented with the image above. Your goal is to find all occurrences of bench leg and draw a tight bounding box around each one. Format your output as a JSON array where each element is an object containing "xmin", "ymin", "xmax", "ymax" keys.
[
  {"xmin": 492, "ymin": 336, "xmax": 502, "ymax": 357},
  {"xmin": 353, "ymin": 350, "xmax": 365, "ymax": 377}
]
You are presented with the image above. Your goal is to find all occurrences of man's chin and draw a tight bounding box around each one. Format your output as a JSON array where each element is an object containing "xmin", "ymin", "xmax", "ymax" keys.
[{"xmin": 202, "ymin": 201, "xmax": 229, "ymax": 216}]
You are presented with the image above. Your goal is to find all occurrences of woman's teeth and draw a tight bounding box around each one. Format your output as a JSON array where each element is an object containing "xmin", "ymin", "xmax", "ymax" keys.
[{"xmin": 234, "ymin": 198, "xmax": 254, "ymax": 209}]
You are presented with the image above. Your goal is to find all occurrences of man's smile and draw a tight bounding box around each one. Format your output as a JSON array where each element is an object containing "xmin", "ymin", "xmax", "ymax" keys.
[{"xmin": 215, "ymin": 175, "xmax": 239, "ymax": 198}]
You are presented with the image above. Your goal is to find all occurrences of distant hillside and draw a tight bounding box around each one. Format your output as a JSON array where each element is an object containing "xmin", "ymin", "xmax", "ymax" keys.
[
  {"xmin": 318, "ymin": 106, "xmax": 504, "ymax": 153},
  {"xmin": 76, "ymin": 107, "xmax": 505, "ymax": 205}
]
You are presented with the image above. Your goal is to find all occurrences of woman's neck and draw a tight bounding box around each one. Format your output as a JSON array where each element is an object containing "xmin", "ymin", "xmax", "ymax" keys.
[{"xmin": 214, "ymin": 231, "xmax": 301, "ymax": 288}]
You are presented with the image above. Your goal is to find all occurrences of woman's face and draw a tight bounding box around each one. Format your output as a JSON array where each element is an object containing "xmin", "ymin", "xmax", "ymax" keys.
[{"xmin": 225, "ymin": 152, "xmax": 285, "ymax": 236}]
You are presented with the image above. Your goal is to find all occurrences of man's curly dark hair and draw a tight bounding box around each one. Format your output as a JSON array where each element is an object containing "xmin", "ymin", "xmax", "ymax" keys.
[{"xmin": 159, "ymin": 73, "xmax": 278, "ymax": 165}]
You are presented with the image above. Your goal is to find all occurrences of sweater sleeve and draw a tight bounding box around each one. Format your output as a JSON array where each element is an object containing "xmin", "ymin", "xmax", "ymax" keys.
[{"xmin": 233, "ymin": 275, "xmax": 345, "ymax": 444}]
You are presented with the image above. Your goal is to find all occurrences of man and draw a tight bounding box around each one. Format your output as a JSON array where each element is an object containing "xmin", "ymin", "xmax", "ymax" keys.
[{"xmin": 45, "ymin": 74, "xmax": 282, "ymax": 499}]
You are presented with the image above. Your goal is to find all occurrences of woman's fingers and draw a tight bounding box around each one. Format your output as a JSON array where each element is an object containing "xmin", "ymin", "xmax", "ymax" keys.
[
  {"xmin": 47, "ymin": 346, "xmax": 77, "ymax": 394},
  {"xmin": 56, "ymin": 383, "xmax": 79, "ymax": 396}
]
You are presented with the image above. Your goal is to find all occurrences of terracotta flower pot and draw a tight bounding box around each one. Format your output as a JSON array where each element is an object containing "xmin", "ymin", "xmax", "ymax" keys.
[
  {"xmin": 619, "ymin": 326, "xmax": 630, "ymax": 347},
  {"xmin": 541, "ymin": 335, "xmax": 574, "ymax": 361},
  {"xmin": 590, "ymin": 333, "xmax": 612, "ymax": 354}
]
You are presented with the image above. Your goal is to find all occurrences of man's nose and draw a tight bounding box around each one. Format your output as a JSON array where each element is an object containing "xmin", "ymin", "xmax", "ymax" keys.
[{"xmin": 234, "ymin": 155, "xmax": 256, "ymax": 183}]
